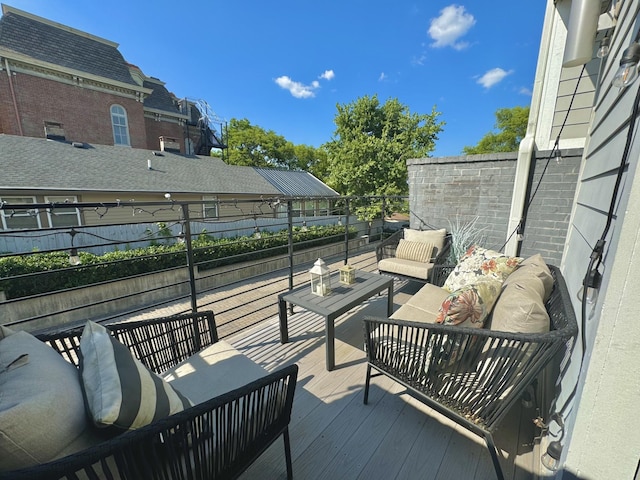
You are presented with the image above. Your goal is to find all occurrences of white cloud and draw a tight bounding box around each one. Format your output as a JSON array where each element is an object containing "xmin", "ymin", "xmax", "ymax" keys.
[
  {"xmin": 275, "ymin": 69, "xmax": 335, "ymax": 98},
  {"xmin": 379, "ymin": 72, "xmax": 387, "ymax": 81},
  {"xmin": 275, "ymin": 76, "xmax": 317, "ymax": 98},
  {"xmin": 319, "ymin": 70, "xmax": 335, "ymax": 80},
  {"xmin": 477, "ymin": 68, "xmax": 513, "ymax": 88},
  {"xmin": 519, "ymin": 86, "xmax": 533, "ymax": 96},
  {"xmin": 428, "ymin": 5, "xmax": 475, "ymax": 50}
]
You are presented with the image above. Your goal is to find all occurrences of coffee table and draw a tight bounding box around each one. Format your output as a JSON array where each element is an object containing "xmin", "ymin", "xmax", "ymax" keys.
[{"xmin": 278, "ymin": 269, "xmax": 394, "ymax": 371}]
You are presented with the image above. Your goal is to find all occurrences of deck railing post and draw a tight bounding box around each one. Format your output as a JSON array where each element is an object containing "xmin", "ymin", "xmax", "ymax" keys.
[
  {"xmin": 344, "ymin": 198, "xmax": 350, "ymax": 265},
  {"xmin": 287, "ymin": 199, "xmax": 294, "ymax": 315},
  {"xmin": 181, "ymin": 202, "xmax": 198, "ymax": 313}
]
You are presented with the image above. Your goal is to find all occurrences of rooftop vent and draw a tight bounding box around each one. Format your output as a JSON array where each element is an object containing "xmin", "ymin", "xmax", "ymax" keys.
[
  {"xmin": 44, "ymin": 121, "xmax": 65, "ymax": 142},
  {"xmin": 159, "ymin": 136, "xmax": 180, "ymax": 153}
]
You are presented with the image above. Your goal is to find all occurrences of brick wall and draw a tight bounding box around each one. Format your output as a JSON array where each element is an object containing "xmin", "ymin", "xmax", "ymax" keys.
[
  {"xmin": 144, "ymin": 118, "xmax": 184, "ymax": 152},
  {"xmin": 5, "ymin": 72, "xmax": 148, "ymax": 147},
  {"xmin": 407, "ymin": 150, "xmax": 580, "ymax": 265}
]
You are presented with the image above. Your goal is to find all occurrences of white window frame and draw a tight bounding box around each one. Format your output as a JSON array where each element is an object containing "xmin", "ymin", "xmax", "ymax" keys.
[
  {"xmin": 110, "ymin": 104, "xmax": 131, "ymax": 146},
  {"xmin": 0, "ymin": 196, "xmax": 41, "ymax": 230},
  {"xmin": 45, "ymin": 196, "xmax": 81, "ymax": 228},
  {"xmin": 203, "ymin": 196, "xmax": 219, "ymax": 219}
]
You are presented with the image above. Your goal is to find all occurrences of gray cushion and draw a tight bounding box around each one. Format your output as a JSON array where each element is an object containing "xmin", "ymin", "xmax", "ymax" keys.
[
  {"xmin": 79, "ymin": 321, "xmax": 192, "ymax": 431},
  {"xmin": 163, "ymin": 340, "xmax": 269, "ymax": 404},
  {"xmin": 0, "ymin": 326, "xmax": 98, "ymax": 471}
]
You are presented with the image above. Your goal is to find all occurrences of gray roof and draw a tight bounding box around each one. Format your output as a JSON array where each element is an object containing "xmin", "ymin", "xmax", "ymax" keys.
[
  {"xmin": 0, "ymin": 135, "xmax": 282, "ymax": 196},
  {"xmin": 254, "ymin": 168, "xmax": 338, "ymax": 197},
  {"xmin": 0, "ymin": 6, "xmax": 137, "ymax": 86},
  {"xmin": 143, "ymin": 79, "xmax": 181, "ymax": 114}
]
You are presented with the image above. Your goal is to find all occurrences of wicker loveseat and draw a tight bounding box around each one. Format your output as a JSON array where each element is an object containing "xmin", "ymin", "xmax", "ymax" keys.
[
  {"xmin": 0, "ymin": 311, "xmax": 298, "ymax": 480},
  {"xmin": 376, "ymin": 228, "xmax": 452, "ymax": 283},
  {"xmin": 363, "ymin": 253, "xmax": 578, "ymax": 480}
]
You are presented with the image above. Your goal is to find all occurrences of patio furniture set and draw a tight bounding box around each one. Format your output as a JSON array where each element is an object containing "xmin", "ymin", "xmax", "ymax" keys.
[{"xmin": 0, "ymin": 228, "xmax": 577, "ymax": 480}]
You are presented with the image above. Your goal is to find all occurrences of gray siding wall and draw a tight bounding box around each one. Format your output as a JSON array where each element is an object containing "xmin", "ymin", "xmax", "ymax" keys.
[{"xmin": 407, "ymin": 151, "xmax": 579, "ymax": 265}]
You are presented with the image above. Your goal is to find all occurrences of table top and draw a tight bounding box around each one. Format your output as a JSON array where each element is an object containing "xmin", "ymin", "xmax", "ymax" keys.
[{"xmin": 279, "ymin": 269, "xmax": 393, "ymax": 318}]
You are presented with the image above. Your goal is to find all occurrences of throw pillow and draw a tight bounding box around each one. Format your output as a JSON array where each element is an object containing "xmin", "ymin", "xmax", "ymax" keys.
[
  {"xmin": 403, "ymin": 228, "xmax": 447, "ymax": 253},
  {"xmin": 503, "ymin": 253, "xmax": 554, "ymax": 301},
  {"xmin": 79, "ymin": 321, "xmax": 193, "ymax": 431},
  {"xmin": 490, "ymin": 275, "xmax": 550, "ymax": 334},
  {"xmin": 0, "ymin": 326, "xmax": 97, "ymax": 471},
  {"xmin": 443, "ymin": 245, "xmax": 522, "ymax": 293},
  {"xmin": 436, "ymin": 277, "xmax": 503, "ymax": 328},
  {"xmin": 396, "ymin": 239, "xmax": 434, "ymax": 263}
]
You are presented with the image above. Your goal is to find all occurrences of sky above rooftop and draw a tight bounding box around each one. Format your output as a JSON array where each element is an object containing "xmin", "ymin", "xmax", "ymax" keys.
[{"xmin": 7, "ymin": 1, "xmax": 546, "ymax": 157}]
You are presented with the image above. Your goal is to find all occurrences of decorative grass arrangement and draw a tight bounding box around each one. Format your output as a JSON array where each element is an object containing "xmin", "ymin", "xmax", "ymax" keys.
[{"xmin": 447, "ymin": 216, "xmax": 487, "ymax": 264}]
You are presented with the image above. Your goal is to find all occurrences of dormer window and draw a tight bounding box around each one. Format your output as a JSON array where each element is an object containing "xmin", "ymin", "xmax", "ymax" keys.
[{"xmin": 110, "ymin": 105, "xmax": 131, "ymax": 146}]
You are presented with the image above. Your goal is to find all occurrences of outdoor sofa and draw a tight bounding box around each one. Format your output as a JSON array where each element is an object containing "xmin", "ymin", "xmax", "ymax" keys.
[
  {"xmin": 0, "ymin": 311, "xmax": 298, "ymax": 480},
  {"xmin": 376, "ymin": 228, "xmax": 452, "ymax": 283},
  {"xmin": 363, "ymin": 249, "xmax": 578, "ymax": 480}
]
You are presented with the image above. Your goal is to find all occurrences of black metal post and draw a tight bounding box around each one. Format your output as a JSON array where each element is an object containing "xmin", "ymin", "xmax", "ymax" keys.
[
  {"xmin": 287, "ymin": 199, "xmax": 294, "ymax": 315},
  {"xmin": 344, "ymin": 198, "xmax": 350, "ymax": 265},
  {"xmin": 181, "ymin": 203, "xmax": 198, "ymax": 313}
]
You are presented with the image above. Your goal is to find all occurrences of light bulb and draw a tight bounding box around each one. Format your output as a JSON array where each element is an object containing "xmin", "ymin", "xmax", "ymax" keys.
[
  {"xmin": 555, "ymin": 149, "xmax": 562, "ymax": 165},
  {"xmin": 612, "ymin": 42, "xmax": 640, "ymax": 88},
  {"xmin": 597, "ymin": 37, "xmax": 610, "ymax": 59},
  {"xmin": 541, "ymin": 441, "xmax": 563, "ymax": 472},
  {"xmin": 68, "ymin": 248, "xmax": 81, "ymax": 266}
]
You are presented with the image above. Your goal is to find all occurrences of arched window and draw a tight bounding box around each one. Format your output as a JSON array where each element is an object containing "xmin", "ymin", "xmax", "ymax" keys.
[{"xmin": 110, "ymin": 105, "xmax": 130, "ymax": 146}]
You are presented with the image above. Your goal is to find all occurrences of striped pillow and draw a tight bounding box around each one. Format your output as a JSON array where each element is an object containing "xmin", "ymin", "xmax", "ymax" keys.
[
  {"xmin": 79, "ymin": 321, "xmax": 192, "ymax": 431},
  {"xmin": 396, "ymin": 239, "xmax": 434, "ymax": 263}
]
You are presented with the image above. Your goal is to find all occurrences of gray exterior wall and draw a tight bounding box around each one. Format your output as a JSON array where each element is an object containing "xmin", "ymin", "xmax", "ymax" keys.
[{"xmin": 407, "ymin": 151, "xmax": 580, "ymax": 265}]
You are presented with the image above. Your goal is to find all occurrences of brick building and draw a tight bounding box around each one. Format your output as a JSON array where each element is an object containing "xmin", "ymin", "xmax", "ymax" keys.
[{"xmin": 0, "ymin": 4, "xmax": 223, "ymax": 155}]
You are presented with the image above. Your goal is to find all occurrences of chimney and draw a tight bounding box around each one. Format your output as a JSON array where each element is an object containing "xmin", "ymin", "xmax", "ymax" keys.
[
  {"xmin": 44, "ymin": 121, "xmax": 66, "ymax": 141},
  {"xmin": 159, "ymin": 136, "xmax": 180, "ymax": 153}
]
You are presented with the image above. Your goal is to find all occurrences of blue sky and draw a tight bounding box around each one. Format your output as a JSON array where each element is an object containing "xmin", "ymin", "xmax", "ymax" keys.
[{"xmin": 8, "ymin": 1, "xmax": 546, "ymax": 157}]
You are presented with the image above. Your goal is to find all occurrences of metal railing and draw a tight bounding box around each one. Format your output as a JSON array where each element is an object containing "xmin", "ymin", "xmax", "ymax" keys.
[{"xmin": 0, "ymin": 196, "xmax": 408, "ymax": 336}]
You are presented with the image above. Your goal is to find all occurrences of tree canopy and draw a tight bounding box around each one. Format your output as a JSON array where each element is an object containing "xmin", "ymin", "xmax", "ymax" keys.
[
  {"xmin": 323, "ymin": 95, "xmax": 443, "ymax": 199},
  {"xmin": 222, "ymin": 118, "xmax": 325, "ymax": 172},
  {"xmin": 462, "ymin": 106, "xmax": 530, "ymax": 155}
]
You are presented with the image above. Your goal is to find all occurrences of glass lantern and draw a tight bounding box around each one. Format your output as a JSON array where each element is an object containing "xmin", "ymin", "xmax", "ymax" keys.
[
  {"xmin": 309, "ymin": 258, "xmax": 332, "ymax": 296},
  {"xmin": 339, "ymin": 264, "xmax": 356, "ymax": 285}
]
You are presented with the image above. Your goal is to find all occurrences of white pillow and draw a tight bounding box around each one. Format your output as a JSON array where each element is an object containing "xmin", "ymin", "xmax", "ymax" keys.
[
  {"xmin": 404, "ymin": 228, "xmax": 447, "ymax": 253},
  {"xmin": 396, "ymin": 239, "xmax": 434, "ymax": 263}
]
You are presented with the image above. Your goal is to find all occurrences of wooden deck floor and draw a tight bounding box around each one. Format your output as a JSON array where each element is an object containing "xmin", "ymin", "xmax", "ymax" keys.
[{"xmin": 227, "ymin": 281, "xmax": 539, "ymax": 480}]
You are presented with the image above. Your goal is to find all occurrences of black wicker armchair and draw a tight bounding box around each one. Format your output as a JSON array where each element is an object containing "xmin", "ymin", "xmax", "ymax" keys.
[
  {"xmin": 362, "ymin": 265, "xmax": 577, "ymax": 480},
  {"xmin": 1, "ymin": 311, "xmax": 298, "ymax": 480}
]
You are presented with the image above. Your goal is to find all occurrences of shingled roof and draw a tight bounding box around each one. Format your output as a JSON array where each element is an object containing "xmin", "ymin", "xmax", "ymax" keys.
[
  {"xmin": 0, "ymin": 134, "xmax": 282, "ymax": 196},
  {"xmin": 0, "ymin": 5, "xmax": 137, "ymax": 86},
  {"xmin": 143, "ymin": 78, "xmax": 182, "ymax": 114}
]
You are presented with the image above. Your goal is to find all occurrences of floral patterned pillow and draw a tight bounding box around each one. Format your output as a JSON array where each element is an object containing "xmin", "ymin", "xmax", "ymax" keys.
[
  {"xmin": 443, "ymin": 245, "xmax": 522, "ymax": 293},
  {"xmin": 436, "ymin": 277, "xmax": 503, "ymax": 328}
]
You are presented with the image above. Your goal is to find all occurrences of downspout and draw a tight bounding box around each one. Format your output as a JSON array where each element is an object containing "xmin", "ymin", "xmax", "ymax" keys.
[
  {"xmin": 4, "ymin": 57, "xmax": 23, "ymax": 136},
  {"xmin": 504, "ymin": 0, "xmax": 556, "ymax": 256}
]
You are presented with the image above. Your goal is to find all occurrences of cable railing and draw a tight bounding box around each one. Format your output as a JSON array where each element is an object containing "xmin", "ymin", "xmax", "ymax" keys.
[{"xmin": 0, "ymin": 196, "xmax": 408, "ymax": 336}]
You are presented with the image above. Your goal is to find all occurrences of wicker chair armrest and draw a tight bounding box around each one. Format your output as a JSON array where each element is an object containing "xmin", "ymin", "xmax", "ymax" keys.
[
  {"xmin": 376, "ymin": 229, "xmax": 404, "ymax": 262},
  {"xmin": 37, "ymin": 311, "xmax": 219, "ymax": 374},
  {"xmin": 0, "ymin": 364, "xmax": 299, "ymax": 480},
  {"xmin": 429, "ymin": 264, "xmax": 455, "ymax": 287}
]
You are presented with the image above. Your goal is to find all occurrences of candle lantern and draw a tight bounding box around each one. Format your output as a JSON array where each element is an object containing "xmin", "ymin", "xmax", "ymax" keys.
[
  {"xmin": 309, "ymin": 258, "xmax": 332, "ymax": 296},
  {"xmin": 339, "ymin": 264, "xmax": 356, "ymax": 285}
]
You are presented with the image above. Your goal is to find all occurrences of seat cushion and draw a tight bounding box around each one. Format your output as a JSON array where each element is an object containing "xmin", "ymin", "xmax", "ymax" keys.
[
  {"xmin": 378, "ymin": 257, "xmax": 434, "ymax": 281},
  {"xmin": 404, "ymin": 228, "xmax": 447, "ymax": 253},
  {"xmin": 0, "ymin": 326, "xmax": 100, "ymax": 471},
  {"xmin": 443, "ymin": 245, "xmax": 522, "ymax": 292},
  {"xmin": 163, "ymin": 340, "xmax": 269, "ymax": 405},
  {"xmin": 391, "ymin": 283, "xmax": 450, "ymax": 324},
  {"xmin": 79, "ymin": 321, "xmax": 193, "ymax": 432}
]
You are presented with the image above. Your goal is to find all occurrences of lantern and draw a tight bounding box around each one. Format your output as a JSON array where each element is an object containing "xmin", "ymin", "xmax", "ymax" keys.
[
  {"xmin": 309, "ymin": 258, "xmax": 332, "ymax": 296},
  {"xmin": 339, "ymin": 264, "xmax": 356, "ymax": 285}
]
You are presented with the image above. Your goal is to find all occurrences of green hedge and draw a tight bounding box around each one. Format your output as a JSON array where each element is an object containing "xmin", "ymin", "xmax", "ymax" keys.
[{"xmin": 0, "ymin": 224, "xmax": 356, "ymax": 300}]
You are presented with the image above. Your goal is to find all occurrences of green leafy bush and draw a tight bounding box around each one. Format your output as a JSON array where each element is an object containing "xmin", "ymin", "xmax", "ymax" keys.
[{"xmin": 0, "ymin": 224, "xmax": 356, "ymax": 299}]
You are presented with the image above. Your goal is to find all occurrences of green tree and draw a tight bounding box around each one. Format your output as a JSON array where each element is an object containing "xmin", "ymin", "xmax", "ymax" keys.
[
  {"xmin": 323, "ymin": 95, "xmax": 443, "ymax": 198},
  {"xmin": 224, "ymin": 118, "xmax": 325, "ymax": 172},
  {"xmin": 463, "ymin": 106, "xmax": 530, "ymax": 154}
]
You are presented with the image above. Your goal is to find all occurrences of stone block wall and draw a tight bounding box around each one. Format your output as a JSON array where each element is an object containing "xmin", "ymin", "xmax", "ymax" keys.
[{"xmin": 407, "ymin": 150, "xmax": 580, "ymax": 266}]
